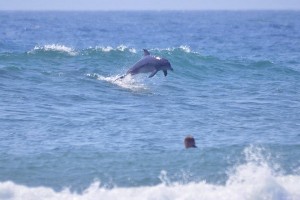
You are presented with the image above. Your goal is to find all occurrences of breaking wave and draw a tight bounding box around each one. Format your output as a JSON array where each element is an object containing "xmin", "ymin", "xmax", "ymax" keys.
[
  {"xmin": 0, "ymin": 146, "xmax": 299, "ymax": 200},
  {"xmin": 26, "ymin": 44, "xmax": 194, "ymax": 56}
]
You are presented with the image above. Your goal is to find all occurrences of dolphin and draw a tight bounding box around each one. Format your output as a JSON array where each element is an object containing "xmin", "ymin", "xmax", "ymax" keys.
[{"xmin": 117, "ymin": 49, "xmax": 173, "ymax": 80}]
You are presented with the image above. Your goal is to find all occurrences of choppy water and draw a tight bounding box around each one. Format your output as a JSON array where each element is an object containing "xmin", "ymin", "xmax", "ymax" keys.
[{"xmin": 0, "ymin": 11, "xmax": 300, "ymax": 199}]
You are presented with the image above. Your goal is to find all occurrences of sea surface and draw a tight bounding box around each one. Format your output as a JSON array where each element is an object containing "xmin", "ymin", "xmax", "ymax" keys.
[{"xmin": 0, "ymin": 11, "xmax": 300, "ymax": 199}]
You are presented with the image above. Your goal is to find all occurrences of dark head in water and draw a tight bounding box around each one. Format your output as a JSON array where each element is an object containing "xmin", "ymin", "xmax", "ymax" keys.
[
  {"xmin": 118, "ymin": 49, "xmax": 173, "ymax": 80},
  {"xmin": 184, "ymin": 135, "xmax": 197, "ymax": 149}
]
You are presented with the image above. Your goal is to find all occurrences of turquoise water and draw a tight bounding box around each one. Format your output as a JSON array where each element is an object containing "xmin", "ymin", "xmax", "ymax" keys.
[{"xmin": 0, "ymin": 11, "xmax": 300, "ymax": 199}]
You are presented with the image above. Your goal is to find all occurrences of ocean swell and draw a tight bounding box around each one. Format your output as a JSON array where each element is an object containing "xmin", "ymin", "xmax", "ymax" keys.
[{"xmin": 2, "ymin": 44, "xmax": 298, "ymax": 84}]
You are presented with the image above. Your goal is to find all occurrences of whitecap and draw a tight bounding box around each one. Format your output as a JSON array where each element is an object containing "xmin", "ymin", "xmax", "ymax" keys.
[
  {"xmin": 94, "ymin": 45, "xmax": 137, "ymax": 53},
  {"xmin": 116, "ymin": 45, "xmax": 137, "ymax": 53},
  {"xmin": 179, "ymin": 45, "xmax": 191, "ymax": 53},
  {"xmin": 28, "ymin": 44, "xmax": 77, "ymax": 56},
  {"xmin": 95, "ymin": 46, "xmax": 114, "ymax": 52},
  {"xmin": 153, "ymin": 45, "xmax": 194, "ymax": 54}
]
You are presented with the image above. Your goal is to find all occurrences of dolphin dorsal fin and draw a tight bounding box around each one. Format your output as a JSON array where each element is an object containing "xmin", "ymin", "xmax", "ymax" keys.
[{"xmin": 143, "ymin": 49, "xmax": 150, "ymax": 56}]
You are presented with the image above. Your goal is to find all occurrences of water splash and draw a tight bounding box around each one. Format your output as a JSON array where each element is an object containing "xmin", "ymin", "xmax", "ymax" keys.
[
  {"xmin": 86, "ymin": 73, "xmax": 148, "ymax": 92},
  {"xmin": 158, "ymin": 170, "xmax": 171, "ymax": 186}
]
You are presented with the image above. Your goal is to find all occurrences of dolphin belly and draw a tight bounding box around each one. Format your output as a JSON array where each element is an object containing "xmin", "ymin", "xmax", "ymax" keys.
[
  {"xmin": 136, "ymin": 64, "xmax": 156, "ymax": 73},
  {"xmin": 127, "ymin": 59, "xmax": 156, "ymax": 75}
]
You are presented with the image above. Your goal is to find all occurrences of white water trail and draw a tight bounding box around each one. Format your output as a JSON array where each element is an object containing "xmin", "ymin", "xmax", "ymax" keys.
[{"xmin": 87, "ymin": 73, "xmax": 148, "ymax": 92}]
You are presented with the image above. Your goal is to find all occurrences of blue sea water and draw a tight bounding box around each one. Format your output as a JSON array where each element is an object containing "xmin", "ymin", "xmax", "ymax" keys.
[{"xmin": 0, "ymin": 11, "xmax": 300, "ymax": 199}]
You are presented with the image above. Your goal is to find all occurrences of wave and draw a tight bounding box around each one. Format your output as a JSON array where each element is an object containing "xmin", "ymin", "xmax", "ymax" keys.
[
  {"xmin": 0, "ymin": 146, "xmax": 299, "ymax": 200},
  {"xmin": 86, "ymin": 45, "xmax": 192, "ymax": 54},
  {"xmin": 5, "ymin": 44, "xmax": 300, "ymax": 79},
  {"xmin": 25, "ymin": 44, "xmax": 193, "ymax": 56}
]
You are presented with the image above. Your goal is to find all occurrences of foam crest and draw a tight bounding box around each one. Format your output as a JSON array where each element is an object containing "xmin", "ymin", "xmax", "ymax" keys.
[
  {"xmin": 28, "ymin": 44, "xmax": 77, "ymax": 56},
  {"xmin": 90, "ymin": 45, "xmax": 193, "ymax": 54},
  {"xmin": 1, "ymin": 174, "xmax": 299, "ymax": 200},
  {"xmin": 26, "ymin": 45, "xmax": 195, "ymax": 56},
  {"xmin": 153, "ymin": 45, "xmax": 195, "ymax": 54},
  {"xmin": 86, "ymin": 73, "xmax": 148, "ymax": 92},
  {"xmin": 94, "ymin": 45, "xmax": 137, "ymax": 53},
  {"xmin": 179, "ymin": 45, "xmax": 191, "ymax": 53}
]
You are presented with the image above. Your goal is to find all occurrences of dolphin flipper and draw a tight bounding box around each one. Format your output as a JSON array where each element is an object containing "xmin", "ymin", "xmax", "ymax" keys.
[
  {"xmin": 163, "ymin": 70, "xmax": 167, "ymax": 76},
  {"xmin": 143, "ymin": 49, "xmax": 150, "ymax": 56},
  {"xmin": 148, "ymin": 70, "xmax": 158, "ymax": 78}
]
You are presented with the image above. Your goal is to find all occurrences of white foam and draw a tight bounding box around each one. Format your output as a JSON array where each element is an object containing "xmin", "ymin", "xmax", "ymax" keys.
[
  {"xmin": 95, "ymin": 45, "xmax": 137, "ymax": 53},
  {"xmin": 1, "ymin": 173, "xmax": 299, "ymax": 200},
  {"xmin": 29, "ymin": 44, "xmax": 77, "ymax": 56},
  {"xmin": 95, "ymin": 46, "xmax": 114, "ymax": 52},
  {"xmin": 1, "ymin": 147, "xmax": 299, "ymax": 200},
  {"xmin": 116, "ymin": 45, "xmax": 128, "ymax": 52},
  {"xmin": 179, "ymin": 45, "xmax": 191, "ymax": 53},
  {"xmin": 154, "ymin": 45, "xmax": 194, "ymax": 54},
  {"xmin": 86, "ymin": 73, "xmax": 148, "ymax": 92}
]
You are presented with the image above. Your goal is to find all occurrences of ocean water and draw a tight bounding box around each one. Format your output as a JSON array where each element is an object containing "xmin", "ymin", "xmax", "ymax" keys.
[{"xmin": 1, "ymin": 11, "xmax": 300, "ymax": 199}]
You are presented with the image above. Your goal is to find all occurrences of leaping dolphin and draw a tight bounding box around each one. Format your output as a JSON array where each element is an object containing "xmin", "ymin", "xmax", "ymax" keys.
[{"xmin": 117, "ymin": 49, "xmax": 173, "ymax": 80}]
